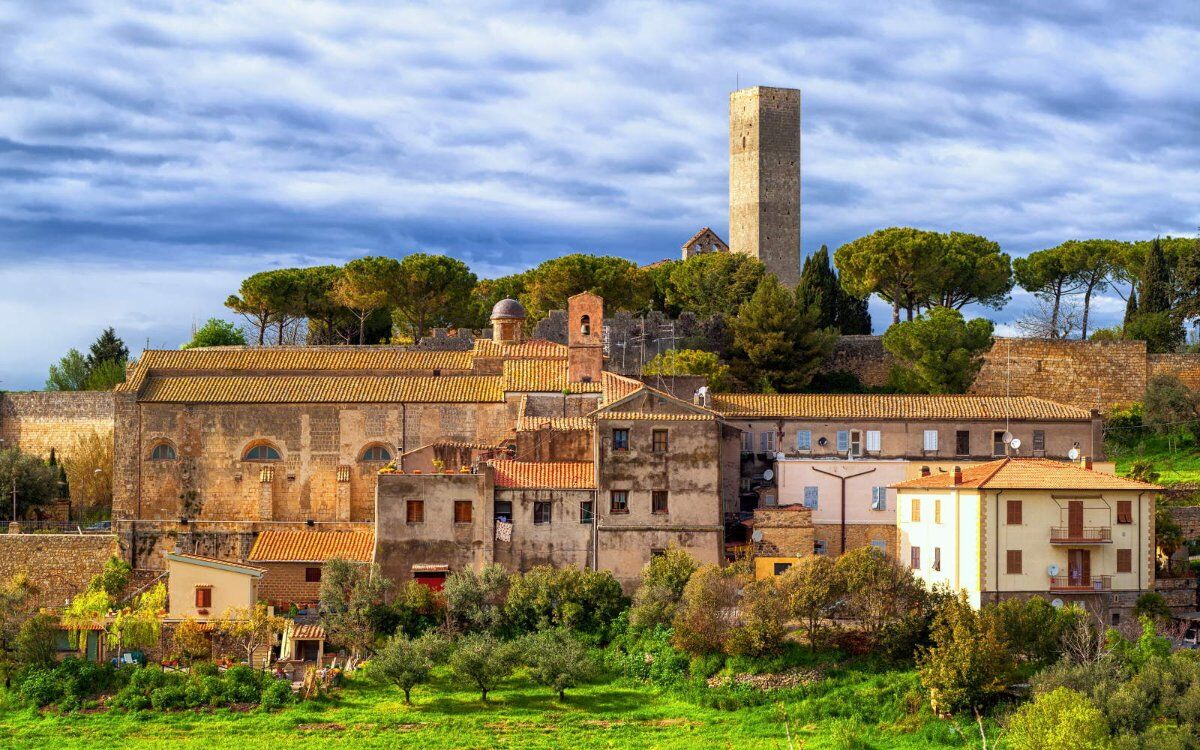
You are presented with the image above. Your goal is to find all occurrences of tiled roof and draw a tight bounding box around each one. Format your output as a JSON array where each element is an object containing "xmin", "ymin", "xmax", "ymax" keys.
[
  {"xmin": 165, "ymin": 552, "xmax": 266, "ymax": 575},
  {"xmin": 502, "ymin": 359, "xmax": 604, "ymax": 393},
  {"xmin": 597, "ymin": 411, "xmax": 715, "ymax": 421},
  {"xmin": 289, "ymin": 623, "xmax": 325, "ymax": 640},
  {"xmin": 709, "ymin": 394, "xmax": 1092, "ymax": 421},
  {"xmin": 247, "ymin": 531, "xmax": 375, "ymax": 563},
  {"xmin": 892, "ymin": 458, "xmax": 1161, "ymax": 491},
  {"xmin": 601, "ymin": 372, "xmax": 643, "ymax": 405},
  {"xmin": 138, "ymin": 375, "xmax": 504, "ymax": 404},
  {"xmin": 516, "ymin": 416, "xmax": 594, "ymax": 432},
  {"xmin": 473, "ymin": 339, "xmax": 568, "ymax": 359},
  {"xmin": 489, "ymin": 460, "xmax": 596, "ymax": 489}
]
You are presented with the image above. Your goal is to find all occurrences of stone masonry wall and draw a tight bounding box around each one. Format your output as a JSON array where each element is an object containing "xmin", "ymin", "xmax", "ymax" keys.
[
  {"xmin": 1148, "ymin": 354, "xmax": 1200, "ymax": 391},
  {"xmin": 0, "ymin": 391, "xmax": 115, "ymax": 460},
  {"xmin": 0, "ymin": 533, "xmax": 117, "ymax": 608}
]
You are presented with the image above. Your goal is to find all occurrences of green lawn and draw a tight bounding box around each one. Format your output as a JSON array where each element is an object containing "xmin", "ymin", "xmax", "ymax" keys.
[
  {"xmin": 0, "ymin": 665, "xmax": 983, "ymax": 749},
  {"xmin": 1110, "ymin": 434, "xmax": 1200, "ymax": 486}
]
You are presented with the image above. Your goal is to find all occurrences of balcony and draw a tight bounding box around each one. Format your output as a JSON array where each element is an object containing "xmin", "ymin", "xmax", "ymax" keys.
[
  {"xmin": 1049, "ymin": 526, "xmax": 1111, "ymax": 544},
  {"xmin": 1049, "ymin": 575, "xmax": 1111, "ymax": 592}
]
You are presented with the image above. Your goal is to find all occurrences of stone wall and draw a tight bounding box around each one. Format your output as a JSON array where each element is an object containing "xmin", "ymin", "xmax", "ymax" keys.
[
  {"xmin": 819, "ymin": 336, "xmax": 894, "ymax": 387},
  {"xmin": 812, "ymin": 522, "xmax": 897, "ymax": 557},
  {"xmin": 1148, "ymin": 354, "xmax": 1200, "ymax": 391},
  {"xmin": 0, "ymin": 391, "xmax": 115, "ymax": 460},
  {"xmin": 750, "ymin": 506, "xmax": 813, "ymax": 557},
  {"xmin": 0, "ymin": 533, "xmax": 117, "ymax": 608},
  {"xmin": 1168, "ymin": 506, "xmax": 1200, "ymax": 540}
]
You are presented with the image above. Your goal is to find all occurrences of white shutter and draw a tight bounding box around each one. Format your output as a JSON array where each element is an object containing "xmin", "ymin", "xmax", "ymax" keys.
[
  {"xmin": 804, "ymin": 486, "xmax": 819, "ymax": 509},
  {"xmin": 742, "ymin": 431, "xmax": 753, "ymax": 451},
  {"xmin": 836, "ymin": 431, "xmax": 849, "ymax": 452},
  {"xmin": 796, "ymin": 430, "xmax": 811, "ymax": 450},
  {"xmin": 923, "ymin": 430, "xmax": 939, "ymax": 451},
  {"xmin": 866, "ymin": 430, "xmax": 881, "ymax": 452},
  {"xmin": 870, "ymin": 487, "xmax": 887, "ymax": 511}
]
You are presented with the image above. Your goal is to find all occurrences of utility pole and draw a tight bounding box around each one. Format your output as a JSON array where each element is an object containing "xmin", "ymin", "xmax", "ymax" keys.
[{"xmin": 11, "ymin": 477, "xmax": 16, "ymax": 524}]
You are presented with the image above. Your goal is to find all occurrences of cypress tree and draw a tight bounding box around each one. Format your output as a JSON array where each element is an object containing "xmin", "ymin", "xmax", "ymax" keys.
[
  {"xmin": 1123, "ymin": 288, "xmax": 1138, "ymax": 329},
  {"xmin": 796, "ymin": 246, "xmax": 872, "ymax": 335},
  {"xmin": 87, "ymin": 328, "xmax": 129, "ymax": 369},
  {"xmin": 1139, "ymin": 237, "xmax": 1171, "ymax": 313}
]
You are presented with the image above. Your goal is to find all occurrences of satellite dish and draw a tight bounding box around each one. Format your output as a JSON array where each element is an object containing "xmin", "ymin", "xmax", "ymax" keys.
[
  {"xmin": 762, "ymin": 469, "xmax": 775, "ymax": 482},
  {"xmin": 1047, "ymin": 564, "xmax": 1060, "ymax": 577},
  {"xmin": 775, "ymin": 452, "xmax": 786, "ymax": 461},
  {"xmin": 1009, "ymin": 438, "xmax": 1021, "ymax": 451},
  {"xmin": 1050, "ymin": 598, "xmax": 1064, "ymax": 609},
  {"xmin": 751, "ymin": 530, "xmax": 764, "ymax": 542},
  {"xmin": 1002, "ymin": 431, "xmax": 1014, "ymax": 444},
  {"xmin": 817, "ymin": 436, "xmax": 828, "ymax": 447},
  {"xmin": 1068, "ymin": 447, "xmax": 1081, "ymax": 460}
]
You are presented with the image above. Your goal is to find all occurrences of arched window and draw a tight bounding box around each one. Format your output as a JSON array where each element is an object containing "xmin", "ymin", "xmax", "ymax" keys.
[
  {"xmin": 243, "ymin": 443, "xmax": 281, "ymax": 461},
  {"xmin": 150, "ymin": 442, "xmax": 177, "ymax": 461},
  {"xmin": 360, "ymin": 445, "xmax": 392, "ymax": 462},
  {"xmin": 580, "ymin": 314, "xmax": 591, "ymax": 336}
]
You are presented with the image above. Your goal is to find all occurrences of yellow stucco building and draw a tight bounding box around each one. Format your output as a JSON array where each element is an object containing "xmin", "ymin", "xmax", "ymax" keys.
[{"xmin": 894, "ymin": 458, "xmax": 1158, "ymax": 625}]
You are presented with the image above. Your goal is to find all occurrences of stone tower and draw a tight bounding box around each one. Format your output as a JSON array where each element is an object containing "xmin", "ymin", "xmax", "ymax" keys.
[
  {"xmin": 729, "ymin": 86, "xmax": 801, "ymax": 287},
  {"xmin": 567, "ymin": 292, "xmax": 604, "ymax": 383}
]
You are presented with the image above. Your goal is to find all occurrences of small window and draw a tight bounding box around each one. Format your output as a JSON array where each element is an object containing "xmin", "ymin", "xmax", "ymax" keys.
[
  {"xmin": 494, "ymin": 500, "xmax": 513, "ymax": 522},
  {"xmin": 932, "ymin": 547, "xmax": 941, "ymax": 572},
  {"xmin": 911, "ymin": 498, "xmax": 921, "ymax": 523},
  {"xmin": 1111, "ymin": 612, "xmax": 1121, "ymax": 626},
  {"xmin": 454, "ymin": 501, "xmax": 473, "ymax": 524},
  {"xmin": 406, "ymin": 500, "xmax": 424, "ymax": 524},
  {"xmin": 243, "ymin": 443, "xmax": 281, "ymax": 461},
  {"xmin": 1032, "ymin": 430, "xmax": 1045, "ymax": 452},
  {"xmin": 836, "ymin": 430, "xmax": 849, "ymax": 452},
  {"xmin": 910, "ymin": 546, "xmax": 921, "ymax": 570},
  {"xmin": 1006, "ymin": 500, "xmax": 1022, "ymax": 525},
  {"xmin": 1006, "ymin": 549, "xmax": 1022, "ymax": 575},
  {"xmin": 361, "ymin": 445, "xmax": 392, "ymax": 462},
  {"xmin": 992, "ymin": 431, "xmax": 1006, "ymax": 456},
  {"xmin": 865, "ymin": 430, "xmax": 881, "ymax": 453},
  {"xmin": 934, "ymin": 498, "xmax": 942, "ymax": 524},
  {"xmin": 814, "ymin": 540, "xmax": 827, "ymax": 555},
  {"xmin": 870, "ymin": 539, "xmax": 888, "ymax": 552},
  {"xmin": 795, "ymin": 430, "xmax": 812, "ymax": 451},
  {"xmin": 849, "ymin": 430, "xmax": 863, "ymax": 456},
  {"xmin": 612, "ymin": 429, "xmax": 629, "ymax": 451},
  {"xmin": 870, "ymin": 486, "xmax": 887, "ymax": 511},
  {"xmin": 610, "ymin": 490, "xmax": 629, "ymax": 513},
  {"xmin": 580, "ymin": 501, "xmax": 594, "ymax": 523},
  {"xmin": 773, "ymin": 562, "xmax": 792, "ymax": 576},
  {"xmin": 741, "ymin": 430, "xmax": 754, "ymax": 452},
  {"xmin": 305, "ymin": 567, "xmax": 322, "ymax": 583},
  {"xmin": 759, "ymin": 430, "xmax": 776, "ymax": 453},
  {"xmin": 195, "ymin": 587, "xmax": 212, "ymax": 609},
  {"xmin": 1117, "ymin": 548, "xmax": 1132, "ymax": 573},
  {"xmin": 652, "ymin": 429, "xmax": 669, "ymax": 453},
  {"xmin": 803, "ymin": 486, "xmax": 819, "ymax": 510},
  {"xmin": 150, "ymin": 442, "xmax": 177, "ymax": 461},
  {"xmin": 652, "ymin": 490, "xmax": 669, "ymax": 514},
  {"xmin": 923, "ymin": 430, "xmax": 938, "ymax": 452},
  {"xmin": 533, "ymin": 502, "xmax": 552, "ymax": 525},
  {"xmin": 955, "ymin": 430, "xmax": 970, "ymax": 456},
  {"xmin": 650, "ymin": 548, "xmax": 667, "ymax": 558},
  {"xmin": 1116, "ymin": 500, "xmax": 1132, "ymax": 524}
]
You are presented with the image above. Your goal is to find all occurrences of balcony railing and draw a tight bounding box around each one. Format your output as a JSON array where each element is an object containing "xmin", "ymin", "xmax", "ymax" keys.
[
  {"xmin": 1049, "ymin": 526, "xmax": 1112, "ymax": 544},
  {"xmin": 1049, "ymin": 575, "xmax": 1111, "ymax": 592}
]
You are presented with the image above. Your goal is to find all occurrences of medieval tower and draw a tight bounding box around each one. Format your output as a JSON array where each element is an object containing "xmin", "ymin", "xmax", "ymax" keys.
[{"xmin": 728, "ymin": 85, "xmax": 801, "ymax": 287}]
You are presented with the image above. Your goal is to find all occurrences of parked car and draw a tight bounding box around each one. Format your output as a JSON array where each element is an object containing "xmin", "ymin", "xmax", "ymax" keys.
[{"xmin": 85, "ymin": 521, "xmax": 112, "ymax": 532}]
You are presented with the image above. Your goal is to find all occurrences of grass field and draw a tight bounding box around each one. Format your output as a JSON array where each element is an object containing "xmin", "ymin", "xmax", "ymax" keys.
[
  {"xmin": 1109, "ymin": 434, "xmax": 1200, "ymax": 486},
  {"xmin": 0, "ymin": 663, "xmax": 985, "ymax": 750}
]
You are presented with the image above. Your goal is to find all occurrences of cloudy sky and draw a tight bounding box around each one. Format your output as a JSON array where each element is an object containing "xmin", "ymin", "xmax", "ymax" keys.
[{"xmin": 1, "ymin": 1, "xmax": 1198, "ymax": 389}]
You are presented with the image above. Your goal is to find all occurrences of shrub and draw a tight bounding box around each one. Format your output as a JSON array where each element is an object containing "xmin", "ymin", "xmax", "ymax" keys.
[
  {"xmin": 1132, "ymin": 592, "xmax": 1172, "ymax": 623},
  {"xmin": 671, "ymin": 565, "xmax": 741, "ymax": 656},
  {"xmin": 447, "ymin": 633, "xmax": 520, "ymax": 702},
  {"xmin": 628, "ymin": 547, "xmax": 698, "ymax": 631},
  {"xmin": 1007, "ymin": 687, "xmax": 1110, "ymax": 750},
  {"xmin": 725, "ymin": 577, "xmax": 788, "ymax": 657},
  {"xmin": 259, "ymin": 679, "xmax": 294, "ymax": 711},
  {"xmin": 520, "ymin": 629, "xmax": 597, "ymax": 700},
  {"xmin": 917, "ymin": 592, "xmax": 1013, "ymax": 714},
  {"xmin": 149, "ymin": 684, "xmax": 187, "ymax": 710},
  {"xmin": 778, "ymin": 555, "xmax": 843, "ymax": 651},
  {"xmin": 503, "ymin": 566, "xmax": 625, "ymax": 639},
  {"xmin": 608, "ymin": 624, "xmax": 690, "ymax": 685},
  {"xmin": 1104, "ymin": 403, "xmax": 1144, "ymax": 448},
  {"xmin": 992, "ymin": 598, "xmax": 1079, "ymax": 669},
  {"xmin": 19, "ymin": 669, "xmax": 63, "ymax": 707},
  {"xmin": 15, "ymin": 613, "xmax": 59, "ymax": 669},
  {"xmin": 835, "ymin": 547, "xmax": 928, "ymax": 644},
  {"xmin": 444, "ymin": 564, "xmax": 509, "ymax": 633}
]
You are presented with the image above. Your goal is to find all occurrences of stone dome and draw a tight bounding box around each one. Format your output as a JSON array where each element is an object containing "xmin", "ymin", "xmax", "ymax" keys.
[{"xmin": 490, "ymin": 298, "xmax": 527, "ymax": 320}]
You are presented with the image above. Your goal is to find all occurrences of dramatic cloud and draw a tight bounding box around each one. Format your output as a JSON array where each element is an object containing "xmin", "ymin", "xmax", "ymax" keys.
[{"xmin": 1, "ymin": 1, "xmax": 1197, "ymax": 387}]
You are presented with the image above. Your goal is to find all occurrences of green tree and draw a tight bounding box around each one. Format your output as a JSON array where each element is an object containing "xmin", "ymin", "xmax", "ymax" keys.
[
  {"xmin": 1143, "ymin": 374, "xmax": 1198, "ymax": 437},
  {"xmin": 1138, "ymin": 237, "xmax": 1172, "ymax": 314},
  {"xmin": 319, "ymin": 559, "xmax": 392, "ymax": 665},
  {"xmin": 728, "ymin": 276, "xmax": 837, "ymax": 392},
  {"xmin": 797, "ymin": 245, "xmax": 872, "ymax": 334},
  {"xmin": 294, "ymin": 265, "xmax": 351, "ymax": 344},
  {"xmin": 225, "ymin": 269, "xmax": 305, "ymax": 346},
  {"xmin": 835, "ymin": 227, "xmax": 941, "ymax": 324},
  {"xmin": 14, "ymin": 612, "xmax": 58, "ymax": 669},
  {"xmin": 444, "ymin": 564, "xmax": 510, "ymax": 633},
  {"xmin": 333, "ymin": 256, "xmax": 403, "ymax": 345},
  {"xmin": 107, "ymin": 582, "xmax": 166, "ymax": 662},
  {"xmin": 87, "ymin": 328, "xmax": 128, "ymax": 371},
  {"xmin": 780, "ymin": 555, "xmax": 844, "ymax": 650},
  {"xmin": 644, "ymin": 260, "xmax": 680, "ymax": 315},
  {"xmin": 520, "ymin": 629, "xmax": 597, "ymax": 700},
  {"xmin": 834, "ymin": 547, "xmax": 927, "ymax": 643},
  {"xmin": 1154, "ymin": 506, "xmax": 1183, "ymax": 576},
  {"xmin": 629, "ymin": 546, "xmax": 698, "ymax": 631},
  {"xmin": 1122, "ymin": 237, "xmax": 1185, "ymax": 352},
  {"xmin": 183, "ymin": 319, "xmax": 247, "ymax": 349},
  {"xmin": 926, "ymin": 231, "xmax": 1013, "ymax": 311},
  {"xmin": 472, "ymin": 273, "xmax": 531, "ymax": 327},
  {"xmin": 882, "ymin": 307, "xmax": 994, "ymax": 393},
  {"xmin": 725, "ymin": 576, "xmax": 789, "ymax": 657},
  {"xmin": 522, "ymin": 254, "xmax": 653, "ymax": 321},
  {"xmin": 45, "ymin": 349, "xmax": 91, "ymax": 391},
  {"xmin": 641, "ymin": 349, "xmax": 730, "ymax": 391},
  {"xmin": 1058, "ymin": 240, "xmax": 1119, "ymax": 340},
  {"xmin": 391, "ymin": 253, "xmax": 478, "ymax": 341},
  {"xmin": 1007, "ymin": 687, "xmax": 1111, "ymax": 750},
  {"xmin": 83, "ymin": 358, "xmax": 126, "ymax": 391},
  {"xmin": 371, "ymin": 631, "xmax": 449, "ymax": 704},
  {"xmin": 665, "ymin": 252, "xmax": 767, "ymax": 319},
  {"xmin": 1014, "ymin": 246, "xmax": 1087, "ymax": 339},
  {"xmin": 671, "ymin": 564, "xmax": 741, "ymax": 656},
  {"xmin": 918, "ymin": 592, "xmax": 1013, "ymax": 714},
  {"xmin": 1125, "ymin": 311, "xmax": 1184, "ymax": 353},
  {"xmin": 503, "ymin": 566, "xmax": 624, "ymax": 637},
  {"xmin": 1132, "ymin": 592, "xmax": 1171, "ymax": 623},
  {"xmin": 447, "ymin": 633, "xmax": 520, "ymax": 702},
  {"xmin": 213, "ymin": 602, "xmax": 286, "ymax": 669},
  {"xmin": 0, "ymin": 449, "xmax": 59, "ymax": 518}
]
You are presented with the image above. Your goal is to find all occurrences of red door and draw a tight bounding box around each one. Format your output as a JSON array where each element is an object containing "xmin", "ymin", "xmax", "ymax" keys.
[
  {"xmin": 414, "ymin": 572, "xmax": 447, "ymax": 591},
  {"xmin": 1068, "ymin": 501, "xmax": 1083, "ymax": 539}
]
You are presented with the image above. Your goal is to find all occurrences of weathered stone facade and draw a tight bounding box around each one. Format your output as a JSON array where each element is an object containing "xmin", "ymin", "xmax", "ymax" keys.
[
  {"xmin": 749, "ymin": 505, "xmax": 814, "ymax": 558},
  {"xmin": 0, "ymin": 391, "xmax": 115, "ymax": 460},
  {"xmin": 0, "ymin": 533, "xmax": 117, "ymax": 608},
  {"xmin": 812, "ymin": 522, "xmax": 897, "ymax": 557}
]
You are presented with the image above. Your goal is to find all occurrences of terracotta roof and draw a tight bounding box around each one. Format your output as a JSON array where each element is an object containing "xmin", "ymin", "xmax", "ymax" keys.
[
  {"xmin": 472, "ymin": 339, "xmax": 567, "ymax": 359},
  {"xmin": 681, "ymin": 226, "xmax": 727, "ymax": 249},
  {"xmin": 516, "ymin": 416, "xmax": 594, "ymax": 432},
  {"xmin": 709, "ymin": 394, "xmax": 1092, "ymax": 421},
  {"xmin": 137, "ymin": 375, "xmax": 504, "ymax": 404},
  {"xmin": 247, "ymin": 531, "xmax": 375, "ymax": 563},
  {"xmin": 489, "ymin": 460, "xmax": 596, "ymax": 489},
  {"xmin": 165, "ymin": 552, "xmax": 266, "ymax": 575},
  {"xmin": 290, "ymin": 623, "xmax": 325, "ymax": 640},
  {"xmin": 601, "ymin": 372, "xmax": 643, "ymax": 405},
  {"xmin": 597, "ymin": 411, "xmax": 715, "ymax": 421},
  {"xmin": 892, "ymin": 458, "xmax": 1161, "ymax": 491},
  {"xmin": 502, "ymin": 359, "xmax": 604, "ymax": 393}
]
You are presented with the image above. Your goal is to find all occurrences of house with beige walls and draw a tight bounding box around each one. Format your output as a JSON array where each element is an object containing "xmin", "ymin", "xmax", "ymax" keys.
[
  {"xmin": 164, "ymin": 551, "xmax": 264, "ymax": 619},
  {"xmin": 893, "ymin": 458, "xmax": 1158, "ymax": 625}
]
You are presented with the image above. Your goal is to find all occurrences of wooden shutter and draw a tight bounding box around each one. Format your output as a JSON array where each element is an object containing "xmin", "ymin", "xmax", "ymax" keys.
[
  {"xmin": 1006, "ymin": 500, "xmax": 1022, "ymax": 525},
  {"xmin": 1006, "ymin": 550, "xmax": 1022, "ymax": 575},
  {"xmin": 1116, "ymin": 500, "xmax": 1132, "ymax": 524},
  {"xmin": 911, "ymin": 498, "xmax": 921, "ymax": 523},
  {"xmin": 1117, "ymin": 549, "xmax": 1132, "ymax": 573}
]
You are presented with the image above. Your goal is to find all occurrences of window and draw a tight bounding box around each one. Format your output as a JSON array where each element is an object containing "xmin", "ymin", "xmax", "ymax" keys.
[
  {"xmin": 652, "ymin": 490, "xmax": 669, "ymax": 514},
  {"xmin": 992, "ymin": 431, "xmax": 1007, "ymax": 456},
  {"xmin": 406, "ymin": 500, "xmax": 424, "ymax": 524},
  {"xmin": 1006, "ymin": 500, "xmax": 1022, "ymax": 525},
  {"xmin": 922, "ymin": 430, "xmax": 939, "ymax": 452},
  {"xmin": 836, "ymin": 430, "xmax": 849, "ymax": 452},
  {"xmin": 651, "ymin": 548, "xmax": 667, "ymax": 558},
  {"xmin": 910, "ymin": 546, "xmax": 921, "ymax": 569},
  {"xmin": 865, "ymin": 430, "xmax": 881, "ymax": 453},
  {"xmin": 741, "ymin": 430, "xmax": 754, "ymax": 452},
  {"xmin": 580, "ymin": 314, "xmax": 591, "ymax": 336},
  {"xmin": 494, "ymin": 500, "xmax": 513, "ymax": 522},
  {"xmin": 305, "ymin": 567, "xmax": 322, "ymax": 583},
  {"xmin": 361, "ymin": 445, "xmax": 392, "ymax": 462},
  {"xmin": 871, "ymin": 540, "xmax": 888, "ymax": 552},
  {"xmin": 761, "ymin": 491, "xmax": 777, "ymax": 506},
  {"xmin": 1006, "ymin": 549, "xmax": 1022, "ymax": 574},
  {"xmin": 612, "ymin": 429, "xmax": 629, "ymax": 451},
  {"xmin": 814, "ymin": 540, "xmax": 827, "ymax": 555},
  {"xmin": 1032, "ymin": 430, "xmax": 1045, "ymax": 453},
  {"xmin": 773, "ymin": 562, "xmax": 792, "ymax": 575},
  {"xmin": 454, "ymin": 501, "xmax": 473, "ymax": 524},
  {"xmin": 1117, "ymin": 548, "xmax": 1132, "ymax": 573},
  {"xmin": 934, "ymin": 498, "xmax": 942, "ymax": 524},
  {"xmin": 243, "ymin": 443, "xmax": 281, "ymax": 461},
  {"xmin": 1116, "ymin": 500, "xmax": 1132, "ymax": 524},
  {"xmin": 955, "ymin": 430, "xmax": 970, "ymax": 456},
  {"xmin": 803, "ymin": 486, "xmax": 819, "ymax": 510},
  {"xmin": 795, "ymin": 430, "xmax": 812, "ymax": 451},
  {"xmin": 911, "ymin": 498, "xmax": 921, "ymax": 523},
  {"xmin": 849, "ymin": 430, "xmax": 862, "ymax": 456},
  {"xmin": 150, "ymin": 442, "xmax": 177, "ymax": 460},
  {"xmin": 195, "ymin": 587, "xmax": 212, "ymax": 609},
  {"xmin": 759, "ymin": 430, "xmax": 776, "ymax": 453},
  {"xmin": 652, "ymin": 429, "xmax": 669, "ymax": 453},
  {"xmin": 610, "ymin": 490, "xmax": 629, "ymax": 513},
  {"xmin": 933, "ymin": 547, "xmax": 941, "ymax": 571},
  {"xmin": 533, "ymin": 502, "xmax": 552, "ymax": 525},
  {"xmin": 580, "ymin": 501, "xmax": 594, "ymax": 523},
  {"xmin": 870, "ymin": 486, "xmax": 887, "ymax": 511}
]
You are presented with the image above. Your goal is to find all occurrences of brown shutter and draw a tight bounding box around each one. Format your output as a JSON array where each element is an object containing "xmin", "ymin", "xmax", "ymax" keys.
[
  {"xmin": 1006, "ymin": 500, "xmax": 1022, "ymax": 525},
  {"xmin": 1116, "ymin": 501, "xmax": 1132, "ymax": 524},
  {"xmin": 1006, "ymin": 550, "xmax": 1022, "ymax": 574},
  {"xmin": 1117, "ymin": 549, "xmax": 1132, "ymax": 573}
]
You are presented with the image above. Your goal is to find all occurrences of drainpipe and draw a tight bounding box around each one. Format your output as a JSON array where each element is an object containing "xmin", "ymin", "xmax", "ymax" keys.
[{"xmin": 811, "ymin": 465, "xmax": 875, "ymax": 554}]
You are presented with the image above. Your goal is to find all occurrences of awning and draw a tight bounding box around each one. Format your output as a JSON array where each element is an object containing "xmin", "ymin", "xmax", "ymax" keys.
[{"xmin": 412, "ymin": 564, "xmax": 450, "ymax": 573}]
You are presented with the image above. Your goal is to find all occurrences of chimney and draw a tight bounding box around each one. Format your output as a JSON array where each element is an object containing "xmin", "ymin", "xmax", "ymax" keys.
[
  {"xmin": 1080, "ymin": 456, "xmax": 1092, "ymax": 471},
  {"xmin": 920, "ymin": 466, "xmax": 931, "ymax": 477},
  {"xmin": 952, "ymin": 466, "xmax": 962, "ymax": 485}
]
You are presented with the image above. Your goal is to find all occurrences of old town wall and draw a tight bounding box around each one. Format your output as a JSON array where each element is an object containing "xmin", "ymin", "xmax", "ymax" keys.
[{"xmin": 0, "ymin": 391, "xmax": 114, "ymax": 460}]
